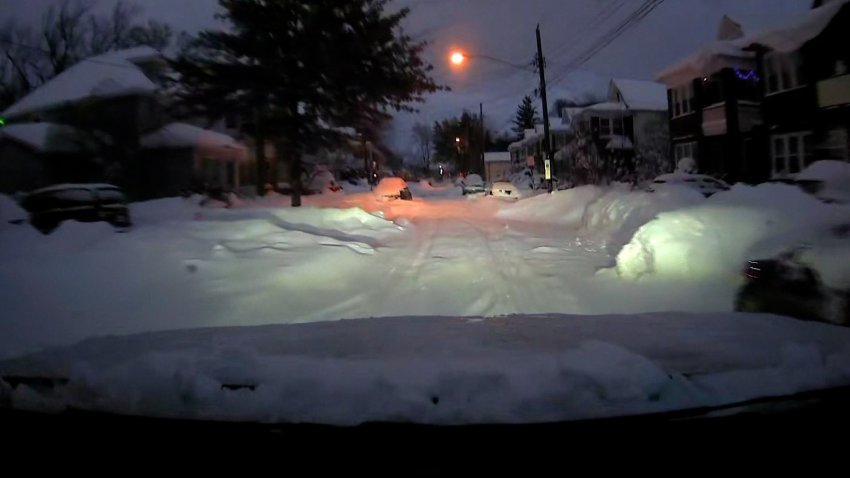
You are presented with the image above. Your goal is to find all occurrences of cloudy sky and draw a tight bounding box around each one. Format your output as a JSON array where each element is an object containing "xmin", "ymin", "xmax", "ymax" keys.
[{"xmin": 2, "ymin": 0, "xmax": 813, "ymax": 154}]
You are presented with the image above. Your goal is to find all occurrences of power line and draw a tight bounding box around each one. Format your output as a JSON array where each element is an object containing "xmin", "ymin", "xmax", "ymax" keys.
[
  {"xmin": 546, "ymin": 0, "xmax": 628, "ymax": 63},
  {"xmin": 549, "ymin": 0, "xmax": 657, "ymax": 84},
  {"xmin": 548, "ymin": 0, "xmax": 665, "ymax": 86}
]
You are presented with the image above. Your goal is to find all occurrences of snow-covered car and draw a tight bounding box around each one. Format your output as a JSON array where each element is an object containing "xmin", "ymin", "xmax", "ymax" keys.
[
  {"xmin": 647, "ymin": 173, "xmax": 730, "ymax": 197},
  {"xmin": 308, "ymin": 170, "xmax": 343, "ymax": 194},
  {"xmin": 21, "ymin": 184, "xmax": 132, "ymax": 234},
  {"xmin": 373, "ymin": 177, "xmax": 413, "ymax": 201},
  {"xmin": 489, "ymin": 181, "xmax": 521, "ymax": 199},
  {"xmin": 791, "ymin": 160, "xmax": 850, "ymax": 204},
  {"xmin": 460, "ymin": 174, "xmax": 486, "ymax": 196},
  {"xmin": 735, "ymin": 224, "xmax": 850, "ymax": 326}
]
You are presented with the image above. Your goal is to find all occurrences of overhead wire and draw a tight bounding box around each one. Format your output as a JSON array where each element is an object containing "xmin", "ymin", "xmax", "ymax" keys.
[{"xmin": 548, "ymin": 0, "xmax": 666, "ymax": 85}]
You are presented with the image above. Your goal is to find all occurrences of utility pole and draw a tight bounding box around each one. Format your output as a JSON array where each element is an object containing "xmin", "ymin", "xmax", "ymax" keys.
[
  {"xmin": 536, "ymin": 24, "xmax": 553, "ymax": 193},
  {"xmin": 480, "ymin": 102, "xmax": 485, "ymax": 177}
]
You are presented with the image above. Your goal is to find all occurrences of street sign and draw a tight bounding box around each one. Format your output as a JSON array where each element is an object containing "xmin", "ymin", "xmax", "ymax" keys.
[
  {"xmin": 544, "ymin": 159, "xmax": 551, "ymax": 180},
  {"xmin": 526, "ymin": 155, "xmax": 535, "ymax": 167}
]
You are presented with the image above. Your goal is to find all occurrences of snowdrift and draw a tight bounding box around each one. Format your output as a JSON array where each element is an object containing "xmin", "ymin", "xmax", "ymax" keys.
[
  {"xmin": 498, "ymin": 184, "xmax": 705, "ymax": 253},
  {"xmin": 613, "ymin": 183, "xmax": 850, "ymax": 281}
]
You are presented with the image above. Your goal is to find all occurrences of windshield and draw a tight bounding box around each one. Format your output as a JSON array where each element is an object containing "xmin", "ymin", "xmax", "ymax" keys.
[{"xmin": 2, "ymin": 0, "xmax": 850, "ymax": 430}]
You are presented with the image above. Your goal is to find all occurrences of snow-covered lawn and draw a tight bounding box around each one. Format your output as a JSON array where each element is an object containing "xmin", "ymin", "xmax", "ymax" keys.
[{"xmin": 1, "ymin": 182, "xmax": 849, "ymax": 424}]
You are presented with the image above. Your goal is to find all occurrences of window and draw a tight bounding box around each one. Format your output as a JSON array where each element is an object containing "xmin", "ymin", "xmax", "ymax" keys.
[
  {"xmin": 671, "ymin": 84, "xmax": 694, "ymax": 117},
  {"xmin": 600, "ymin": 118, "xmax": 612, "ymax": 136},
  {"xmin": 613, "ymin": 118, "xmax": 623, "ymax": 136},
  {"xmin": 771, "ymin": 132, "xmax": 811, "ymax": 177},
  {"xmin": 674, "ymin": 142, "xmax": 697, "ymax": 161},
  {"xmin": 765, "ymin": 52, "xmax": 803, "ymax": 95}
]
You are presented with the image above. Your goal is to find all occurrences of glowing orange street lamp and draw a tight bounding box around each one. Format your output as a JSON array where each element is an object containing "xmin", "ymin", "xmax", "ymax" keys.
[{"xmin": 450, "ymin": 51, "xmax": 465, "ymax": 66}]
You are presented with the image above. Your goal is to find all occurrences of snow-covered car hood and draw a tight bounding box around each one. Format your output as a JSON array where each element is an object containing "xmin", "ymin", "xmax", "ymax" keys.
[{"xmin": 3, "ymin": 313, "xmax": 850, "ymax": 426}]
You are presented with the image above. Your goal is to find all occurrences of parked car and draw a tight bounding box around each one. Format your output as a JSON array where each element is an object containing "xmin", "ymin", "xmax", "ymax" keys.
[
  {"xmin": 648, "ymin": 173, "xmax": 730, "ymax": 197},
  {"xmin": 308, "ymin": 170, "xmax": 343, "ymax": 194},
  {"xmin": 790, "ymin": 160, "xmax": 850, "ymax": 204},
  {"xmin": 373, "ymin": 177, "xmax": 413, "ymax": 201},
  {"xmin": 489, "ymin": 181, "xmax": 522, "ymax": 199},
  {"xmin": 460, "ymin": 174, "xmax": 486, "ymax": 196},
  {"xmin": 21, "ymin": 183, "xmax": 132, "ymax": 234},
  {"xmin": 735, "ymin": 224, "xmax": 850, "ymax": 326}
]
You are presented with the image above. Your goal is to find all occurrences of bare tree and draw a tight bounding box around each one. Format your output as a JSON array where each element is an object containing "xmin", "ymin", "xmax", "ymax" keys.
[
  {"xmin": 412, "ymin": 122, "xmax": 432, "ymax": 173},
  {"xmin": 0, "ymin": 0, "xmax": 174, "ymax": 110},
  {"xmin": 40, "ymin": 0, "xmax": 92, "ymax": 75},
  {"xmin": 634, "ymin": 117, "xmax": 672, "ymax": 181}
]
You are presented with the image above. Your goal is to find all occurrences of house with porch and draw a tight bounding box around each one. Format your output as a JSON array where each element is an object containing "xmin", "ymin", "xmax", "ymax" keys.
[
  {"xmin": 655, "ymin": 0, "xmax": 850, "ymax": 183},
  {"xmin": 560, "ymin": 78, "xmax": 669, "ymax": 185},
  {"xmin": 0, "ymin": 47, "xmax": 250, "ymax": 198}
]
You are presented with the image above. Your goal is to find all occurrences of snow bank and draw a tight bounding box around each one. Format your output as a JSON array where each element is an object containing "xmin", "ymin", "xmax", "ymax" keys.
[
  {"xmin": 3, "ymin": 314, "xmax": 850, "ymax": 425},
  {"xmin": 613, "ymin": 183, "xmax": 850, "ymax": 280},
  {"xmin": 408, "ymin": 180, "xmax": 462, "ymax": 198},
  {"xmin": 270, "ymin": 206, "xmax": 403, "ymax": 236},
  {"xmin": 1, "ymin": 195, "xmax": 27, "ymax": 224},
  {"xmin": 796, "ymin": 160, "xmax": 850, "ymax": 182},
  {"xmin": 129, "ymin": 196, "xmax": 206, "ymax": 224},
  {"xmin": 796, "ymin": 160, "xmax": 850, "ymax": 204},
  {"xmin": 498, "ymin": 184, "xmax": 705, "ymax": 253}
]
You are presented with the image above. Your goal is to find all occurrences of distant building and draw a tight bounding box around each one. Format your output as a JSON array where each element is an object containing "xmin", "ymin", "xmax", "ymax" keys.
[
  {"xmin": 558, "ymin": 78, "xmax": 669, "ymax": 185},
  {"xmin": 484, "ymin": 152, "xmax": 511, "ymax": 182},
  {"xmin": 507, "ymin": 118, "xmax": 572, "ymax": 176}
]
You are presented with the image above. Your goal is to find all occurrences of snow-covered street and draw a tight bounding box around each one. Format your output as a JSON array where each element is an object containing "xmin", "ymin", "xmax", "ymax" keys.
[
  {"xmin": 0, "ymin": 185, "xmax": 718, "ymax": 357},
  {"xmin": 2, "ymin": 182, "xmax": 850, "ymax": 424}
]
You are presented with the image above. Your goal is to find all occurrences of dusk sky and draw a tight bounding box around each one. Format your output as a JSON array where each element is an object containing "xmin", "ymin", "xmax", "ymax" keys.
[{"xmin": 1, "ymin": 0, "xmax": 813, "ymax": 153}]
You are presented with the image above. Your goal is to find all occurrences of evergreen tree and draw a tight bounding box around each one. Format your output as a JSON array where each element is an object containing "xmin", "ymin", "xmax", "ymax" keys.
[
  {"xmin": 170, "ymin": 0, "xmax": 440, "ymax": 205},
  {"xmin": 432, "ymin": 111, "xmax": 486, "ymax": 174},
  {"xmin": 512, "ymin": 95, "xmax": 539, "ymax": 136}
]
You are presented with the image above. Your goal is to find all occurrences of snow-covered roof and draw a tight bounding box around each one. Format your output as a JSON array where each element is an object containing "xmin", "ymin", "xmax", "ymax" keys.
[
  {"xmin": 562, "ymin": 107, "xmax": 585, "ymax": 122},
  {"xmin": 582, "ymin": 102, "xmax": 629, "ymax": 112},
  {"xmin": 484, "ymin": 152, "xmax": 511, "ymax": 163},
  {"xmin": 605, "ymin": 135, "xmax": 634, "ymax": 150},
  {"xmin": 141, "ymin": 122, "xmax": 238, "ymax": 149},
  {"xmin": 657, "ymin": 1, "xmax": 849, "ymax": 86},
  {"xmin": 742, "ymin": 0, "xmax": 849, "ymax": 53},
  {"xmin": 610, "ymin": 79, "xmax": 668, "ymax": 111},
  {"xmin": 31, "ymin": 183, "xmax": 121, "ymax": 194},
  {"xmin": 571, "ymin": 102, "xmax": 630, "ymax": 121},
  {"xmin": 2, "ymin": 47, "xmax": 161, "ymax": 119},
  {"xmin": 0, "ymin": 122, "xmax": 86, "ymax": 153},
  {"xmin": 140, "ymin": 122, "xmax": 248, "ymax": 161},
  {"xmin": 656, "ymin": 40, "xmax": 755, "ymax": 86}
]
